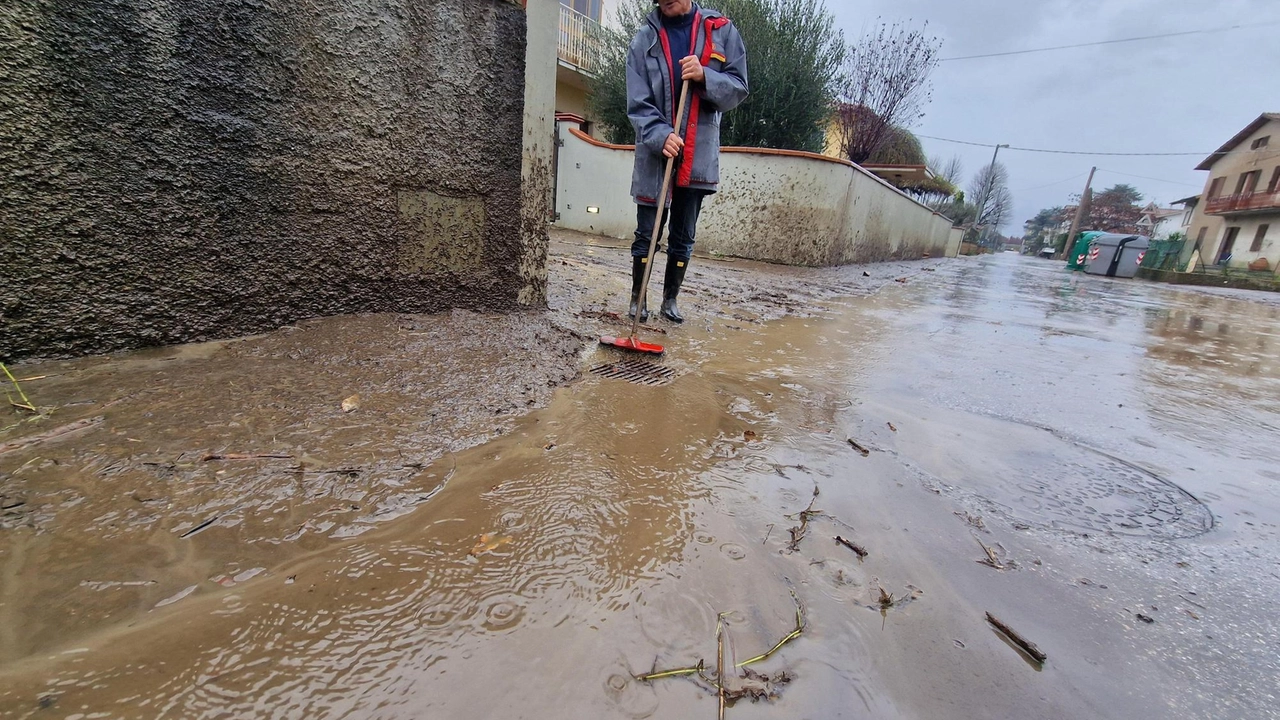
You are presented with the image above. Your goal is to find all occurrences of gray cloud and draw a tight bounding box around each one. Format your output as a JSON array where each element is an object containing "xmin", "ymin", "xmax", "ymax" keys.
[{"xmin": 831, "ymin": 0, "xmax": 1280, "ymax": 230}]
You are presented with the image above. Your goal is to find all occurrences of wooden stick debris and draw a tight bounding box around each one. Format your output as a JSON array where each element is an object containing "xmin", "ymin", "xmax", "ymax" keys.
[
  {"xmin": 1, "ymin": 363, "xmax": 36, "ymax": 411},
  {"xmin": 201, "ymin": 452, "xmax": 294, "ymax": 462},
  {"xmin": 637, "ymin": 592, "xmax": 806, "ymax": 689},
  {"xmin": 735, "ymin": 593, "xmax": 805, "ymax": 668},
  {"xmin": 785, "ymin": 486, "xmax": 821, "ymax": 552},
  {"xmin": 717, "ymin": 614, "xmax": 726, "ymax": 720},
  {"xmin": 835, "ymin": 535, "xmax": 868, "ymax": 559},
  {"xmin": 846, "ymin": 438, "xmax": 870, "ymax": 456},
  {"xmin": 0, "ymin": 416, "xmax": 103, "ymax": 456},
  {"xmin": 634, "ymin": 661, "xmax": 703, "ymax": 682},
  {"xmin": 986, "ymin": 612, "xmax": 1047, "ymax": 663},
  {"xmin": 975, "ymin": 537, "xmax": 1005, "ymax": 569}
]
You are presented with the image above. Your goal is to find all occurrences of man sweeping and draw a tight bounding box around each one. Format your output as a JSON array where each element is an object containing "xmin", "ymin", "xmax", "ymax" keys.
[{"xmin": 626, "ymin": 0, "xmax": 749, "ymax": 323}]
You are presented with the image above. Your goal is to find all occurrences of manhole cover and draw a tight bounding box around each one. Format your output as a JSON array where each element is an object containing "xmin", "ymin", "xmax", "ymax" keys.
[
  {"xmin": 1001, "ymin": 451, "xmax": 1213, "ymax": 539},
  {"xmin": 589, "ymin": 359, "xmax": 679, "ymax": 386},
  {"xmin": 907, "ymin": 415, "xmax": 1215, "ymax": 541}
]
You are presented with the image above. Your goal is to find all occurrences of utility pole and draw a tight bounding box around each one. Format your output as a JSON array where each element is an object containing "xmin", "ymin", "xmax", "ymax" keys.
[
  {"xmin": 968, "ymin": 143, "xmax": 1009, "ymax": 249},
  {"xmin": 1061, "ymin": 167, "xmax": 1096, "ymax": 261}
]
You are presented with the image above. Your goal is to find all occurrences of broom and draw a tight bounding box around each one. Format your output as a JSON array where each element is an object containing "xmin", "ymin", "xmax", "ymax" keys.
[{"xmin": 600, "ymin": 79, "xmax": 692, "ymax": 356}]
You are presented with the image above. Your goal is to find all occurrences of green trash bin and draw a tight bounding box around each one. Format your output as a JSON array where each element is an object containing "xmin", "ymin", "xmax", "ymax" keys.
[{"xmin": 1066, "ymin": 231, "xmax": 1105, "ymax": 271}]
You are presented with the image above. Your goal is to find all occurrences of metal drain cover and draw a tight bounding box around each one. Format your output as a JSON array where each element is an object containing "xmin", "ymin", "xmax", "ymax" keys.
[{"xmin": 589, "ymin": 359, "xmax": 679, "ymax": 386}]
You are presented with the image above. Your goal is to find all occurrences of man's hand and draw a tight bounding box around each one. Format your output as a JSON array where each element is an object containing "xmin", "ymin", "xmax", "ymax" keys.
[
  {"xmin": 679, "ymin": 55, "xmax": 705, "ymax": 83},
  {"xmin": 662, "ymin": 132, "xmax": 685, "ymax": 158}
]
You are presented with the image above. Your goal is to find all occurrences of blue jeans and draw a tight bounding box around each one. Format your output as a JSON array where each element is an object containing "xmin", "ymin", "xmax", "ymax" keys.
[{"xmin": 631, "ymin": 188, "xmax": 707, "ymax": 262}]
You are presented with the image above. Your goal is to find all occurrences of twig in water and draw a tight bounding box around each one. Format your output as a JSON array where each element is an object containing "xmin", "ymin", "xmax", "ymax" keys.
[
  {"xmin": 0, "ymin": 416, "xmax": 103, "ymax": 457},
  {"xmin": 717, "ymin": 613, "xmax": 726, "ymax": 720},
  {"xmin": 180, "ymin": 515, "xmax": 220, "ymax": 538},
  {"xmin": 986, "ymin": 612, "xmax": 1047, "ymax": 664},
  {"xmin": 846, "ymin": 438, "xmax": 870, "ymax": 456},
  {"xmin": 955, "ymin": 511, "xmax": 986, "ymax": 531},
  {"xmin": 1179, "ymin": 594, "xmax": 1207, "ymax": 610},
  {"xmin": 201, "ymin": 452, "xmax": 294, "ymax": 461},
  {"xmin": 975, "ymin": 537, "xmax": 1005, "ymax": 569},
  {"xmin": 634, "ymin": 660, "xmax": 704, "ymax": 682},
  {"xmin": 637, "ymin": 592, "xmax": 806, "ymax": 689},
  {"xmin": 835, "ymin": 535, "xmax": 868, "ymax": 559},
  {"xmin": 735, "ymin": 591, "xmax": 805, "ymax": 668},
  {"xmin": 1, "ymin": 363, "xmax": 36, "ymax": 412},
  {"xmin": 784, "ymin": 485, "xmax": 821, "ymax": 552},
  {"xmin": 877, "ymin": 584, "xmax": 895, "ymax": 609},
  {"xmin": 887, "ymin": 422, "xmax": 897, "ymax": 432},
  {"xmin": 762, "ymin": 523, "xmax": 774, "ymax": 545}
]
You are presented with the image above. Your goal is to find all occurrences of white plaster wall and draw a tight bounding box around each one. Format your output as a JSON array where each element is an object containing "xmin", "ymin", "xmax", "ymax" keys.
[
  {"xmin": 554, "ymin": 122, "xmax": 637, "ymax": 239},
  {"xmin": 553, "ymin": 124, "xmax": 960, "ymax": 265},
  {"xmin": 698, "ymin": 152, "xmax": 854, "ymax": 265}
]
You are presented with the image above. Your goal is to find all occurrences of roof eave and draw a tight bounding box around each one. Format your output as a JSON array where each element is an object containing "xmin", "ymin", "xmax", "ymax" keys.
[{"xmin": 1195, "ymin": 113, "xmax": 1280, "ymax": 171}]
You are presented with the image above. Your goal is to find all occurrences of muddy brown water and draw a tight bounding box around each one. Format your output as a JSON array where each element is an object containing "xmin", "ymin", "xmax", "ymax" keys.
[{"xmin": 2, "ymin": 250, "xmax": 1278, "ymax": 718}]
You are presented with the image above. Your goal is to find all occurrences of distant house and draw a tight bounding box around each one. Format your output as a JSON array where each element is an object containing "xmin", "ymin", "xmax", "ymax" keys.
[
  {"xmin": 1135, "ymin": 202, "xmax": 1186, "ymax": 240},
  {"xmin": 555, "ymin": 0, "xmax": 604, "ymax": 130},
  {"xmin": 1181, "ymin": 112, "xmax": 1280, "ymax": 270}
]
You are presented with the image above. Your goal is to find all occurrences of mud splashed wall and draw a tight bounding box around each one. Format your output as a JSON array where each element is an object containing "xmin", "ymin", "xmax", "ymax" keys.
[
  {"xmin": 554, "ymin": 124, "xmax": 964, "ymax": 266},
  {"xmin": 0, "ymin": 0, "xmax": 532, "ymax": 361}
]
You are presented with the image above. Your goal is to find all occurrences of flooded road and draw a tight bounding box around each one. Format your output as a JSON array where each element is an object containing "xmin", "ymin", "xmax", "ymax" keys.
[{"xmin": 2, "ymin": 249, "xmax": 1278, "ymax": 718}]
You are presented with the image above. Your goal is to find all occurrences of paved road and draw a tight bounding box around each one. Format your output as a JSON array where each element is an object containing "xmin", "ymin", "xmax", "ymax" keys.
[{"xmin": 2, "ymin": 251, "xmax": 1276, "ymax": 719}]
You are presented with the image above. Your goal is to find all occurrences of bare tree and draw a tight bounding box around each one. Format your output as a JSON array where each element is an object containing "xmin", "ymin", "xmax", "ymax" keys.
[
  {"xmin": 928, "ymin": 154, "xmax": 964, "ymax": 187},
  {"xmin": 834, "ymin": 20, "xmax": 941, "ymax": 164},
  {"xmin": 968, "ymin": 162, "xmax": 1013, "ymax": 244}
]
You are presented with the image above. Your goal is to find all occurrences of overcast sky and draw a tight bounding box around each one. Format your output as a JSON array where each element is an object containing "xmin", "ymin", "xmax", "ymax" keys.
[{"xmin": 828, "ymin": 0, "xmax": 1280, "ymax": 232}]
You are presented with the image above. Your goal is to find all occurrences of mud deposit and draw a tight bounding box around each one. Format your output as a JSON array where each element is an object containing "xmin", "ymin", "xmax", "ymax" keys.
[{"xmin": 2, "ymin": 246, "xmax": 1278, "ymax": 719}]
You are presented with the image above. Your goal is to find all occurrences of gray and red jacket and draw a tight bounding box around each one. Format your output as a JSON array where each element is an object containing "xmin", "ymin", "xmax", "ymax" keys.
[{"xmin": 626, "ymin": 5, "xmax": 749, "ymax": 205}]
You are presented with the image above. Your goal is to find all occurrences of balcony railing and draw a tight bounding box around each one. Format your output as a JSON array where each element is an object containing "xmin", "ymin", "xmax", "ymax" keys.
[
  {"xmin": 1204, "ymin": 190, "xmax": 1280, "ymax": 215},
  {"xmin": 558, "ymin": 5, "xmax": 600, "ymax": 74}
]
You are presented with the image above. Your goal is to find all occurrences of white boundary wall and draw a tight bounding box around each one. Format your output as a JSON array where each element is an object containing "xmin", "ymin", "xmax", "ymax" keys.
[{"xmin": 554, "ymin": 122, "xmax": 963, "ymax": 264}]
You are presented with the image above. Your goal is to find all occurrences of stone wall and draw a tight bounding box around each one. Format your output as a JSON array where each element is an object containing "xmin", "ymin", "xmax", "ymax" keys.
[{"xmin": 1, "ymin": 0, "xmax": 531, "ymax": 360}]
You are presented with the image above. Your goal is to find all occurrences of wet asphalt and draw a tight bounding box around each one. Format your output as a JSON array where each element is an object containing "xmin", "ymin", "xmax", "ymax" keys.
[{"xmin": 1, "ymin": 247, "xmax": 1277, "ymax": 719}]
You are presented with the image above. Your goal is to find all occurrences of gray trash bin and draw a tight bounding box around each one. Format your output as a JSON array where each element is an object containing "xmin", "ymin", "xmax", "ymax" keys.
[{"xmin": 1083, "ymin": 234, "xmax": 1150, "ymax": 278}]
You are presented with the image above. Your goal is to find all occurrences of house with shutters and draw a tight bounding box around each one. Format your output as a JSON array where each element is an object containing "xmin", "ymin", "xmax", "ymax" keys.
[{"xmin": 1181, "ymin": 113, "xmax": 1280, "ymax": 270}]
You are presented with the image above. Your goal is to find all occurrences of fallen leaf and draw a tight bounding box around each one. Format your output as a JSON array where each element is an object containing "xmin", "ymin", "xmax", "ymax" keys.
[
  {"xmin": 469, "ymin": 533, "xmax": 512, "ymax": 556},
  {"xmin": 744, "ymin": 430, "xmax": 758, "ymax": 441},
  {"xmin": 887, "ymin": 422, "xmax": 897, "ymax": 432},
  {"xmin": 341, "ymin": 394, "xmax": 361, "ymax": 413}
]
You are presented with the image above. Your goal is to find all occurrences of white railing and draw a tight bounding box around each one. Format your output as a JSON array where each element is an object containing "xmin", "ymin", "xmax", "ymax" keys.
[{"xmin": 558, "ymin": 5, "xmax": 599, "ymax": 74}]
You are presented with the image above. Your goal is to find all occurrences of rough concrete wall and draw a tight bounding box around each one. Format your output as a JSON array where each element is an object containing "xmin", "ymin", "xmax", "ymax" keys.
[
  {"xmin": 518, "ymin": 0, "xmax": 558, "ymax": 306},
  {"xmin": 0, "ymin": 0, "xmax": 529, "ymax": 360},
  {"xmin": 553, "ymin": 127, "xmax": 957, "ymax": 265}
]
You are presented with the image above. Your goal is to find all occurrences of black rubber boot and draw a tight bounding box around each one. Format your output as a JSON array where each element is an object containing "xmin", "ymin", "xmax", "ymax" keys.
[
  {"xmin": 660, "ymin": 257, "xmax": 688, "ymax": 323},
  {"xmin": 628, "ymin": 256, "xmax": 649, "ymax": 323}
]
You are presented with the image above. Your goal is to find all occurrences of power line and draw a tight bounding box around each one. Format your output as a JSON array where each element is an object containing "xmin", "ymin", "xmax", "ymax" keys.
[
  {"xmin": 1094, "ymin": 169, "xmax": 1202, "ymax": 188},
  {"xmin": 917, "ymin": 133, "xmax": 1212, "ymax": 157},
  {"xmin": 939, "ymin": 20, "xmax": 1280, "ymax": 61},
  {"xmin": 1015, "ymin": 171, "xmax": 1089, "ymax": 193}
]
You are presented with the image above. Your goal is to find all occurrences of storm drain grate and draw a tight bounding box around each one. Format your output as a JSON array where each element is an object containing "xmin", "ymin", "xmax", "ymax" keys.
[{"xmin": 589, "ymin": 359, "xmax": 679, "ymax": 386}]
